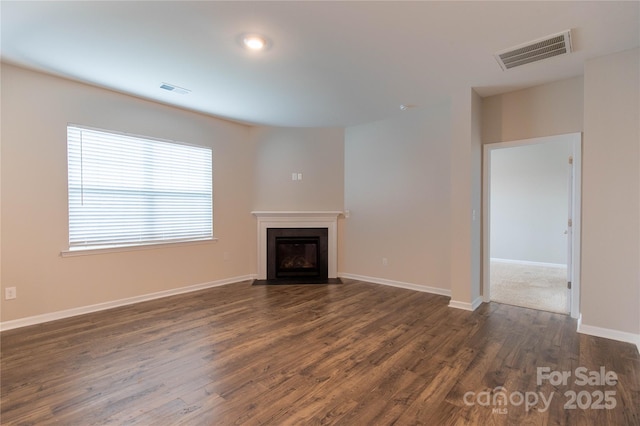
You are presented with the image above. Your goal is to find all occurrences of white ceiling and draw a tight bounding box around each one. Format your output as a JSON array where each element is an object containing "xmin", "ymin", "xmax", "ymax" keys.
[{"xmin": 2, "ymin": 1, "xmax": 638, "ymax": 128}]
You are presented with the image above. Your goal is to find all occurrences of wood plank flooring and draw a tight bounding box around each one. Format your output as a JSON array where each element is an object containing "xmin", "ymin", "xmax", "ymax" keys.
[{"xmin": 2, "ymin": 279, "xmax": 639, "ymax": 425}]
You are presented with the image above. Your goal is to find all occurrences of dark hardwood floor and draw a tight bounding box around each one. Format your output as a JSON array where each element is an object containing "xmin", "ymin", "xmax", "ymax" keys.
[{"xmin": 1, "ymin": 279, "xmax": 639, "ymax": 425}]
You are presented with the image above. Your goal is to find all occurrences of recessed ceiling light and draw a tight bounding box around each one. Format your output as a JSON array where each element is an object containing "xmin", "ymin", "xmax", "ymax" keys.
[{"xmin": 242, "ymin": 34, "xmax": 269, "ymax": 51}]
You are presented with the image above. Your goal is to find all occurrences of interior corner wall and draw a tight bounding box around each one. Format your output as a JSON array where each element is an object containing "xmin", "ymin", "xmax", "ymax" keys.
[
  {"xmin": 249, "ymin": 126, "xmax": 345, "ymax": 212},
  {"xmin": 343, "ymin": 105, "xmax": 451, "ymax": 291},
  {"xmin": 471, "ymin": 90, "xmax": 483, "ymax": 302},
  {"xmin": 249, "ymin": 126, "xmax": 345, "ymax": 275},
  {"xmin": 1, "ymin": 63, "xmax": 256, "ymax": 323},
  {"xmin": 582, "ymin": 48, "xmax": 640, "ymax": 336},
  {"xmin": 449, "ymin": 88, "xmax": 482, "ymax": 306}
]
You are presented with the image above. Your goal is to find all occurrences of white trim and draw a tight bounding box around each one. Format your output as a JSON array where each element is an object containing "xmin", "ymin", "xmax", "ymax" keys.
[
  {"xmin": 578, "ymin": 316, "xmax": 640, "ymax": 352},
  {"xmin": 251, "ymin": 211, "xmax": 343, "ymax": 218},
  {"xmin": 482, "ymin": 142, "xmax": 491, "ymax": 304},
  {"xmin": 0, "ymin": 274, "xmax": 255, "ymax": 332},
  {"xmin": 61, "ymin": 238, "xmax": 218, "ymax": 257},
  {"xmin": 448, "ymin": 297, "xmax": 483, "ymax": 311},
  {"xmin": 577, "ymin": 313, "xmax": 582, "ymax": 328},
  {"xmin": 568, "ymin": 136, "xmax": 582, "ymax": 319},
  {"xmin": 252, "ymin": 211, "xmax": 341, "ymax": 279},
  {"xmin": 490, "ymin": 258, "xmax": 567, "ymax": 269},
  {"xmin": 339, "ymin": 273, "xmax": 451, "ymax": 297},
  {"xmin": 482, "ymin": 132, "xmax": 582, "ymax": 319}
]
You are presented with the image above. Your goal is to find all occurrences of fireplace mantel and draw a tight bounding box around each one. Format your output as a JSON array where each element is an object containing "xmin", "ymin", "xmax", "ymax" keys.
[
  {"xmin": 252, "ymin": 211, "xmax": 342, "ymax": 219},
  {"xmin": 252, "ymin": 211, "xmax": 341, "ymax": 280}
]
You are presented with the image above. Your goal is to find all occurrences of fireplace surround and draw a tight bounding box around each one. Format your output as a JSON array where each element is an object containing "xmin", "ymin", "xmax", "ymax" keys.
[{"xmin": 252, "ymin": 211, "xmax": 341, "ymax": 281}]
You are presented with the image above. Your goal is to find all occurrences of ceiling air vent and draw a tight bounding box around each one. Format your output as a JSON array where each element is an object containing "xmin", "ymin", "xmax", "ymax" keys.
[
  {"xmin": 159, "ymin": 82, "xmax": 191, "ymax": 95},
  {"xmin": 495, "ymin": 30, "xmax": 572, "ymax": 71}
]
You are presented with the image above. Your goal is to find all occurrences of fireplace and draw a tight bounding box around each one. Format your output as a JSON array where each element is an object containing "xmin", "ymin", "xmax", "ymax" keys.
[
  {"xmin": 267, "ymin": 228, "xmax": 328, "ymax": 280},
  {"xmin": 252, "ymin": 211, "xmax": 341, "ymax": 281}
]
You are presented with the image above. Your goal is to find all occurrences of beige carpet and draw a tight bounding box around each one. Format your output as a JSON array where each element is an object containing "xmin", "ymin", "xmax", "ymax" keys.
[{"xmin": 490, "ymin": 260, "xmax": 569, "ymax": 314}]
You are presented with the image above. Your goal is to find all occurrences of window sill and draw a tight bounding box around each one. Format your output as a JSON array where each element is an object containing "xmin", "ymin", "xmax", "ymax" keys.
[{"xmin": 60, "ymin": 238, "xmax": 218, "ymax": 257}]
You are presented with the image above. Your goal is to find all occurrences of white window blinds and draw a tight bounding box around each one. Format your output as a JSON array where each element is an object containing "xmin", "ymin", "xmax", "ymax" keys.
[{"xmin": 67, "ymin": 125, "xmax": 213, "ymax": 250}]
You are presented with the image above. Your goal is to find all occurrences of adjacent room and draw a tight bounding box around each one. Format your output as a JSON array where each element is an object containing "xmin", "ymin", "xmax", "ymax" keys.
[
  {"xmin": 1, "ymin": 1, "xmax": 639, "ymax": 424},
  {"xmin": 488, "ymin": 138, "xmax": 573, "ymax": 314}
]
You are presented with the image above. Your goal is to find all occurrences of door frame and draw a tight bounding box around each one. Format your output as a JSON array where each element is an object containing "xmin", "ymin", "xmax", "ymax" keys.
[{"xmin": 482, "ymin": 133, "xmax": 582, "ymax": 318}]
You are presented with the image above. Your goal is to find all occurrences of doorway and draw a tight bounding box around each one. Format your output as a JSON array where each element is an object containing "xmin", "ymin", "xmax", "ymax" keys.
[{"xmin": 482, "ymin": 133, "xmax": 581, "ymax": 318}]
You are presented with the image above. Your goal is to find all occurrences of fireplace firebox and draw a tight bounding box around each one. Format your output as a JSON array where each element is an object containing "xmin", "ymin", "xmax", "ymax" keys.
[{"xmin": 267, "ymin": 228, "xmax": 328, "ymax": 280}]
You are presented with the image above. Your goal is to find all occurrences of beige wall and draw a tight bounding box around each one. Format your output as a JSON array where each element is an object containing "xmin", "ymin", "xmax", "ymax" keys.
[
  {"xmin": 471, "ymin": 90, "xmax": 483, "ymax": 303},
  {"xmin": 250, "ymin": 126, "xmax": 344, "ymax": 211},
  {"xmin": 1, "ymin": 64, "xmax": 256, "ymax": 322},
  {"xmin": 582, "ymin": 48, "xmax": 639, "ymax": 335},
  {"xmin": 248, "ymin": 126, "xmax": 344, "ymax": 274},
  {"xmin": 343, "ymin": 106, "xmax": 451, "ymax": 290},
  {"xmin": 482, "ymin": 51, "xmax": 640, "ymax": 339},
  {"xmin": 482, "ymin": 76, "xmax": 584, "ymax": 144},
  {"xmin": 3, "ymin": 49, "xmax": 638, "ymax": 342},
  {"xmin": 449, "ymin": 88, "xmax": 482, "ymax": 307}
]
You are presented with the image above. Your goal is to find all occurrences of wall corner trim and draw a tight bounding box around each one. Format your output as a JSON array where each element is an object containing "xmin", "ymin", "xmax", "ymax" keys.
[
  {"xmin": 338, "ymin": 273, "xmax": 451, "ymax": 297},
  {"xmin": 448, "ymin": 297, "xmax": 483, "ymax": 311},
  {"xmin": 0, "ymin": 275, "xmax": 256, "ymax": 332},
  {"xmin": 578, "ymin": 317, "xmax": 640, "ymax": 353}
]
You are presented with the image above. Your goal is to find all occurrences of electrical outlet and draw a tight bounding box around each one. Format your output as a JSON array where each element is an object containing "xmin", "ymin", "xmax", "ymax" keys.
[
  {"xmin": 5, "ymin": 287, "xmax": 16, "ymax": 300},
  {"xmin": 223, "ymin": 251, "xmax": 230, "ymax": 261},
  {"xmin": 382, "ymin": 257, "xmax": 388, "ymax": 266}
]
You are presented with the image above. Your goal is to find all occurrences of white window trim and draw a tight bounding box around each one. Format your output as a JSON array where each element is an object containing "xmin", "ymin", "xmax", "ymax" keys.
[{"xmin": 60, "ymin": 237, "xmax": 218, "ymax": 257}]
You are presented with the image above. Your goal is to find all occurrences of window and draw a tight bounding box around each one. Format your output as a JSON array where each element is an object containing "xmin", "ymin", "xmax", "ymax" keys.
[{"xmin": 67, "ymin": 125, "xmax": 213, "ymax": 251}]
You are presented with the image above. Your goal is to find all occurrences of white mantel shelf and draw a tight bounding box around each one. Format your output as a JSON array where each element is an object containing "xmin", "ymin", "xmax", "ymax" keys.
[
  {"xmin": 252, "ymin": 211, "xmax": 342, "ymax": 218},
  {"xmin": 252, "ymin": 211, "xmax": 342, "ymax": 279}
]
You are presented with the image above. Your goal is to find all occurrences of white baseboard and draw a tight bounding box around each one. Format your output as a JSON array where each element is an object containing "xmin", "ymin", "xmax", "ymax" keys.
[
  {"xmin": 577, "ymin": 315, "xmax": 640, "ymax": 354},
  {"xmin": 448, "ymin": 296, "xmax": 484, "ymax": 311},
  {"xmin": 490, "ymin": 258, "xmax": 566, "ymax": 269},
  {"xmin": 0, "ymin": 274, "xmax": 256, "ymax": 332},
  {"xmin": 338, "ymin": 273, "xmax": 451, "ymax": 297}
]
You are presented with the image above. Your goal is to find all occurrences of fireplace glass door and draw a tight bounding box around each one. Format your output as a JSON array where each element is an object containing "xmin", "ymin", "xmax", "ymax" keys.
[
  {"xmin": 275, "ymin": 237, "xmax": 319, "ymax": 278},
  {"xmin": 266, "ymin": 228, "xmax": 328, "ymax": 280}
]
